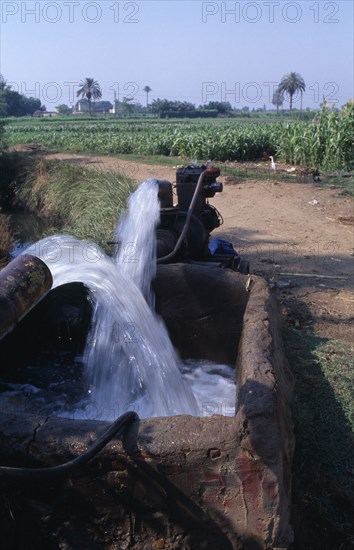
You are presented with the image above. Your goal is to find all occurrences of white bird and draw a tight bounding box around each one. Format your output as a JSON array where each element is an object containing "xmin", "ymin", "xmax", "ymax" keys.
[{"xmin": 269, "ymin": 156, "xmax": 276, "ymax": 171}]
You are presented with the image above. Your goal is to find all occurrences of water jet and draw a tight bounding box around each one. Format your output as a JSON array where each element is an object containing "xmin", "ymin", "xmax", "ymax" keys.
[{"xmin": 0, "ymin": 166, "xmax": 294, "ymax": 549}]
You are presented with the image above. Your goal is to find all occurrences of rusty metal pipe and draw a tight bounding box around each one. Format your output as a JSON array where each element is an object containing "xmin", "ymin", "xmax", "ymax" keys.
[{"xmin": 0, "ymin": 254, "xmax": 53, "ymax": 341}]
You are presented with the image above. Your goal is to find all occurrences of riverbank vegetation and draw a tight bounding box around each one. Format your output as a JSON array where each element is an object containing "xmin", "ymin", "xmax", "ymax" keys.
[
  {"xmin": 16, "ymin": 159, "xmax": 135, "ymax": 251},
  {"xmin": 0, "ymin": 215, "xmax": 12, "ymax": 265}
]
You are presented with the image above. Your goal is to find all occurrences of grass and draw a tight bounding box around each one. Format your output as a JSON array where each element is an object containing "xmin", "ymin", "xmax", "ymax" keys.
[
  {"xmin": 321, "ymin": 174, "xmax": 354, "ymax": 198},
  {"xmin": 16, "ymin": 158, "xmax": 135, "ymax": 251},
  {"xmin": 220, "ymin": 162, "xmax": 354, "ymax": 196},
  {"xmin": 49, "ymin": 149, "xmax": 354, "ymax": 196},
  {"xmin": 284, "ymin": 328, "xmax": 354, "ymax": 548},
  {"xmin": 0, "ymin": 111, "xmax": 315, "ymax": 125},
  {"xmin": 0, "ymin": 214, "xmax": 13, "ymax": 265},
  {"xmin": 0, "ymin": 151, "xmax": 36, "ymax": 208},
  {"xmin": 221, "ymin": 162, "xmax": 298, "ymax": 183},
  {"xmin": 46, "ymin": 149, "xmax": 183, "ymax": 170},
  {"xmin": 112, "ymin": 152, "xmax": 184, "ymax": 168}
]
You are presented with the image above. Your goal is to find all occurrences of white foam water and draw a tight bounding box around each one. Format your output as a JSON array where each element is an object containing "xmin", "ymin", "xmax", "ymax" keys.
[
  {"xmin": 80, "ymin": 178, "xmax": 168, "ymax": 418},
  {"xmin": 114, "ymin": 179, "xmax": 160, "ymax": 306},
  {"xmin": 26, "ymin": 233, "xmax": 199, "ymax": 419},
  {"xmin": 180, "ymin": 360, "xmax": 236, "ymax": 417},
  {"xmin": 0, "ymin": 359, "xmax": 236, "ymax": 420},
  {"xmin": 20, "ymin": 179, "xmax": 236, "ymax": 419}
]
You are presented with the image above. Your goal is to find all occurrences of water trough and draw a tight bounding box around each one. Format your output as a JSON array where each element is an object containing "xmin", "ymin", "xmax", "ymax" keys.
[{"xmin": 0, "ymin": 170, "xmax": 294, "ymax": 549}]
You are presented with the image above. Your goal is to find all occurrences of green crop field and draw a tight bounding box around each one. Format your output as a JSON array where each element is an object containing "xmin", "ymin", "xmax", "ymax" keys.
[{"xmin": 3, "ymin": 103, "xmax": 354, "ymax": 172}]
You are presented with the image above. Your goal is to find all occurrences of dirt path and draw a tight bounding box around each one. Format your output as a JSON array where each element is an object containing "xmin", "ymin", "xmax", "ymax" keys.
[{"xmin": 44, "ymin": 151, "xmax": 354, "ymax": 344}]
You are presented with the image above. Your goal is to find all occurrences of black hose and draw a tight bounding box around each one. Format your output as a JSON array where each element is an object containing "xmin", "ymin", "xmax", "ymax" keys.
[
  {"xmin": 156, "ymin": 171, "xmax": 206, "ymax": 264},
  {"xmin": 0, "ymin": 411, "xmax": 138, "ymax": 480}
]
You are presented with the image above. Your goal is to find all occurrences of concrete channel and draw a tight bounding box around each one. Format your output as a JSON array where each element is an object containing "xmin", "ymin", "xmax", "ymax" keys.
[{"xmin": 0, "ymin": 262, "xmax": 294, "ymax": 549}]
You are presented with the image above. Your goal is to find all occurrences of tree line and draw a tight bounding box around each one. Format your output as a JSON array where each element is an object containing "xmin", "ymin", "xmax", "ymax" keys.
[
  {"xmin": 0, "ymin": 75, "xmax": 44, "ymax": 116},
  {"xmin": 0, "ymin": 72, "xmax": 308, "ymax": 118}
]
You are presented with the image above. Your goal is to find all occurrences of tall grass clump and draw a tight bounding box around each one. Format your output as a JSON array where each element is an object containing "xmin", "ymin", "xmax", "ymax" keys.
[
  {"xmin": 0, "ymin": 152, "xmax": 35, "ymax": 208},
  {"xmin": 5, "ymin": 104, "xmax": 353, "ymax": 171},
  {"xmin": 279, "ymin": 101, "xmax": 354, "ymax": 172},
  {"xmin": 16, "ymin": 159, "xmax": 135, "ymax": 250},
  {"xmin": 0, "ymin": 215, "xmax": 13, "ymax": 264},
  {"xmin": 0, "ymin": 121, "xmax": 7, "ymax": 152}
]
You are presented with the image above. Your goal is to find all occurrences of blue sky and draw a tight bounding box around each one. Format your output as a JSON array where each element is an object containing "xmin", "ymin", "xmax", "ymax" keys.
[{"xmin": 1, "ymin": 0, "xmax": 353, "ymax": 110}]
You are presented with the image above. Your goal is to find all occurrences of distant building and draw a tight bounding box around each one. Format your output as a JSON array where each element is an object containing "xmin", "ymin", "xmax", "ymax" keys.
[
  {"xmin": 33, "ymin": 110, "xmax": 58, "ymax": 117},
  {"xmin": 75, "ymin": 99, "xmax": 113, "ymax": 114}
]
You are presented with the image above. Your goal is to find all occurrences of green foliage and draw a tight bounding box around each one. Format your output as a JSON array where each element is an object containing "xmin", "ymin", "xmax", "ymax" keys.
[
  {"xmin": 56, "ymin": 104, "xmax": 72, "ymax": 115},
  {"xmin": 76, "ymin": 77, "xmax": 102, "ymax": 115},
  {"xmin": 0, "ymin": 152, "xmax": 35, "ymax": 208},
  {"xmin": 202, "ymin": 101, "xmax": 233, "ymax": 114},
  {"xmin": 272, "ymin": 88, "xmax": 284, "ymax": 111},
  {"xmin": 119, "ymin": 97, "xmax": 135, "ymax": 115},
  {"xmin": 0, "ymin": 121, "xmax": 7, "ymax": 152},
  {"xmin": 4, "ymin": 106, "xmax": 353, "ymax": 171},
  {"xmin": 150, "ymin": 98, "xmax": 196, "ymax": 117},
  {"xmin": 0, "ymin": 76, "xmax": 45, "ymax": 116},
  {"xmin": 162, "ymin": 110, "xmax": 218, "ymax": 119},
  {"xmin": 4, "ymin": 118, "xmax": 279, "ymax": 160},
  {"xmin": 143, "ymin": 85, "xmax": 152, "ymax": 108},
  {"xmin": 279, "ymin": 102, "xmax": 354, "ymax": 171},
  {"xmin": 16, "ymin": 160, "xmax": 135, "ymax": 250},
  {"xmin": 0, "ymin": 214, "xmax": 13, "ymax": 262},
  {"xmin": 278, "ymin": 72, "xmax": 306, "ymax": 111}
]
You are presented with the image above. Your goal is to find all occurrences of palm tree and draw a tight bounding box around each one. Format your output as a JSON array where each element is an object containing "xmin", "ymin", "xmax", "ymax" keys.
[
  {"xmin": 0, "ymin": 74, "xmax": 8, "ymax": 90},
  {"xmin": 143, "ymin": 85, "xmax": 152, "ymax": 108},
  {"xmin": 76, "ymin": 78, "xmax": 102, "ymax": 115},
  {"xmin": 272, "ymin": 88, "xmax": 284, "ymax": 114},
  {"xmin": 278, "ymin": 72, "xmax": 306, "ymax": 111}
]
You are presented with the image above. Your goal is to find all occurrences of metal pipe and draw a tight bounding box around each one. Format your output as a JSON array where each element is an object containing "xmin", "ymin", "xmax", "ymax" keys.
[
  {"xmin": 156, "ymin": 171, "xmax": 207, "ymax": 264},
  {"xmin": 0, "ymin": 254, "xmax": 53, "ymax": 341}
]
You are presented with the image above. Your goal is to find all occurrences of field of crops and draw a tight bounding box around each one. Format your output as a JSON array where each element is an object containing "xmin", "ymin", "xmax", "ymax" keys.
[{"xmin": 4, "ymin": 103, "xmax": 354, "ymax": 172}]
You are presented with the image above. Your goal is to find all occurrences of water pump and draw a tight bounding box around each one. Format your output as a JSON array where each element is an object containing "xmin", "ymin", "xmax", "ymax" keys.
[{"xmin": 156, "ymin": 164, "xmax": 248, "ymax": 273}]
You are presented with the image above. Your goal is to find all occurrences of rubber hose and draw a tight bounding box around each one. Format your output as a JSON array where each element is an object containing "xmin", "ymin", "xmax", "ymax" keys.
[{"xmin": 156, "ymin": 171, "xmax": 206, "ymax": 263}]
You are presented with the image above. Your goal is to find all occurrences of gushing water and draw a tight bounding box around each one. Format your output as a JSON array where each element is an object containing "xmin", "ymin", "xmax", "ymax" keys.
[
  {"xmin": 83, "ymin": 180, "xmax": 162, "ymax": 416},
  {"xmin": 83, "ymin": 179, "xmax": 191, "ymax": 418},
  {"xmin": 25, "ymin": 180, "xmax": 199, "ymax": 418},
  {"xmin": 28, "ymin": 234, "xmax": 199, "ymax": 418},
  {"xmin": 15, "ymin": 179, "xmax": 237, "ymax": 420},
  {"xmin": 114, "ymin": 179, "xmax": 160, "ymax": 305}
]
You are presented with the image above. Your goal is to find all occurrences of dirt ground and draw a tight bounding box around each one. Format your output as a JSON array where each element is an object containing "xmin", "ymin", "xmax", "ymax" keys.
[{"xmin": 44, "ymin": 151, "xmax": 354, "ymax": 347}]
